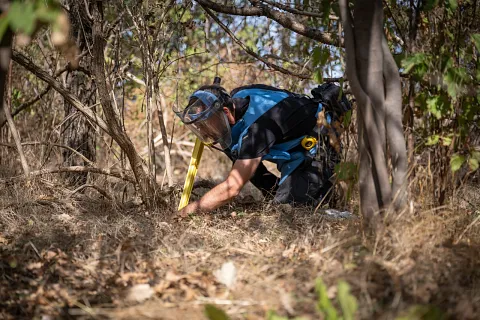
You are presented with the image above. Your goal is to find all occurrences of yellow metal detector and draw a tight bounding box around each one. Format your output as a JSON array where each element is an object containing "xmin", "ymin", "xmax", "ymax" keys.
[
  {"xmin": 177, "ymin": 77, "xmax": 226, "ymax": 210},
  {"xmin": 177, "ymin": 138, "xmax": 204, "ymax": 210}
]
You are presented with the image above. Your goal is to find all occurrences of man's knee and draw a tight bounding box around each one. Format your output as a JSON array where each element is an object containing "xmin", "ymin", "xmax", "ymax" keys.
[{"xmin": 273, "ymin": 164, "xmax": 328, "ymax": 205}]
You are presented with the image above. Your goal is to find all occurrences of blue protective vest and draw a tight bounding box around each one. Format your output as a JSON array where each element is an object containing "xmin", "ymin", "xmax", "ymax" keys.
[{"xmin": 230, "ymin": 88, "xmax": 326, "ymax": 184}]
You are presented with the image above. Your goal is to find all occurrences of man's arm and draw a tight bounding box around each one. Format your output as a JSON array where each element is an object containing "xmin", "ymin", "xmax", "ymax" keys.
[{"xmin": 178, "ymin": 157, "xmax": 262, "ymax": 216}]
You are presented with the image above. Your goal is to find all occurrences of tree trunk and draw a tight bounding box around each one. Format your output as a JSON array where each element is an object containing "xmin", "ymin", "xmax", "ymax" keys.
[
  {"xmin": 91, "ymin": 1, "xmax": 156, "ymax": 208},
  {"xmin": 340, "ymin": 0, "xmax": 408, "ymax": 223},
  {"xmin": 62, "ymin": 0, "xmax": 96, "ymax": 187},
  {"xmin": 62, "ymin": 67, "xmax": 96, "ymax": 186}
]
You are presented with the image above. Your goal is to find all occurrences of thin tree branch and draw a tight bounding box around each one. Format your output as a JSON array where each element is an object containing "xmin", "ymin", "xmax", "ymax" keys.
[
  {"xmin": 0, "ymin": 85, "xmax": 52, "ymax": 128},
  {"xmin": 83, "ymin": 0, "xmax": 93, "ymax": 21},
  {"xmin": 195, "ymin": 0, "xmax": 340, "ymax": 46},
  {"xmin": 11, "ymin": 50, "xmax": 111, "ymax": 135},
  {"xmin": 4, "ymin": 61, "xmax": 30, "ymax": 177},
  {"xmin": 0, "ymin": 63, "xmax": 87, "ymax": 128},
  {"xmin": 383, "ymin": 0, "xmax": 407, "ymax": 46},
  {"xmin": 68, "ymin": 184, "xmax": 113, "ymax": 200},
  {"xmin": 0, "ymin": 141, "xmax": 95, "ymax": 166},
  {"xmin": 12, "ymin": 86, "xmax": 51, "ymax": 117},
  {"xmin": 0, "ymin": 166, "xmax": 136, "ymax": 184},
  {"xmin": 263, "ymin": 53, "xmax": 314, "ymax": 72},
  {"xmin": 201, "ymin": 5, "xmax": 311, "ymax": 79},
  {"xmin": 259, "ymin": 0, "xmax": 338, "ymax": 20}
]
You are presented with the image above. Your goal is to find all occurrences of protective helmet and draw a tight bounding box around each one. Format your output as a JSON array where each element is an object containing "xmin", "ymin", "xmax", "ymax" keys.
[{"xmin": 174, "ymin": 90, "xmax": 232, "ymax": 150}]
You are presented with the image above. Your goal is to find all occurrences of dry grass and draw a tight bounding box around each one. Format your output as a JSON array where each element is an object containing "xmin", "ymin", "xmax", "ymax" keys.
[{"xmin": 1, "ymin": 175, "xmax": 479, "ymax": 320}]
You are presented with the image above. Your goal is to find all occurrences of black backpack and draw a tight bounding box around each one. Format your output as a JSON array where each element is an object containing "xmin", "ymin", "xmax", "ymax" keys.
[{"xmin": 311, "ymin": 83, "xmax": 352, "ymax": 120}]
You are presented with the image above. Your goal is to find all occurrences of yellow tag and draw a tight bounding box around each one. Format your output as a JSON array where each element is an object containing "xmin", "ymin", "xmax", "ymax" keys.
[{"xmin": 301, "ymin": 136, "xmax": 317, "ymax": 150}]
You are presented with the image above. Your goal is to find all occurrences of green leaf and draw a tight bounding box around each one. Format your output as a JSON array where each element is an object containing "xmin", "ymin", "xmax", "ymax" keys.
[
  {"xmin": 441, "ymin": 135, "xmax": 453, "ymax": 146},
  {"xmin": 402, "ymin": 54, "xmax": 424, "ymax": 73},
  {"xmin": 331, "ymin": 2, "xmax": 340, "ymax": 18},
  {"xmin": 315, "ymin": 278, "xmax": 338, "ymax": 320},
  {"xmin": 471, "ymin": 150, "xmax": 480, "ymax": 161},
  {"xmin": 267, "ymin": 311, "xmax": 308, "ymax": 320},
  {"xmin": 312, "ymin": 47, "xmax": 322, "ymax": 66},
  {"xmin": 401, "ymin": 53, "xmax": 429, "ymax": 78},
  {"xmin": 396, "ymin": 305, "xmax": 445, "ymax": 320},
  {"xmin": 440, "ymin": 56, "xmax": 453, "ymax": 72},
  {"xmin": 426, "ymin": 135, "xmax": 440, "ymax": 146},
  {"xmin": 444, "ymin": 67, "xmax": 469, "ymax": 99},
  {"xmin": 0, "ymin": 15, "xmax": 9, "ymax": 41},
  {"xmin": 204, "ymin": 305, "xmax": 230, "ymax": 320},
  {"xmin": 320, "ymin": 48, "xmax": 330, "ymax": 66},
  {"xmin": 426, "ymin": 95, "xmax": 451, "ymax": 119},
  {"xmin": 337, "ymin": 281, "xmax": 358, "ymax": 320},
  {"xmin": 266, "ymin": 311, "xmax": 289, "ymax": 320},
  {"xmin": 8, "ymin": 1, "xmax": 36, "ymax": 35},
  {"xmin": 312, "ymin": 46, "xmax": 329, "ymax": 67},
  {"xmin": 448, "ymin": 0, "xmax": 458, "ymax": 11},
  {"xmin": 35, "ymin": 5, "xmax": 60, "ymax": 24},
  {"xmin": 342, "ymin": 109, "xmax": 352, "ymax": 127},
  {"xmin": 314, "ymin": 68, "xmax": 323, "ymax": 84},
  {"xmin": 321, "ymin": 0, "xmax": 331, "ymax": 23},
  {"xmin": 469, "ymin": 158, "xmax": 479, "ymax": 171},
  {"xmin": 393, "ymin": 53, "xmax": 406, "ymax": 68},
  {"xmin": 472, "ymin": 34, "xmax": 480, "ymax": 52},
  {"xmin": 450, "ymin": 154, "xmax": 466, "ymax": 172}
]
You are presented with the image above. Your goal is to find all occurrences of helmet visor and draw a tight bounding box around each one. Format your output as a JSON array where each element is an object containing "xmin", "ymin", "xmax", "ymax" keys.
[{"xmin": 174, "ymin": 91, "xmax": 232, "ymax": 150}]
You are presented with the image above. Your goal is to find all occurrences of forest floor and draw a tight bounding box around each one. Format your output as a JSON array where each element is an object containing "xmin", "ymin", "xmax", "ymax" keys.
[{"xmin": 0, "ymin": 179, "xmax": 479, "ymax": 320}]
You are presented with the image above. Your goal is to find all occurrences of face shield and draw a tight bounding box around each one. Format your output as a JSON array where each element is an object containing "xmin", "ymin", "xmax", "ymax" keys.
[{"xmin": 174, "ymin": 90, "xmax": 232, "ymax": 150}]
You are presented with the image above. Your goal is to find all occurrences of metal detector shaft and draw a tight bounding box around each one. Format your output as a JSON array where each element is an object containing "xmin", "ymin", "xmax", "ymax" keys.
[
  {"xmin": 177, "ymin": 76, "xmax": 220, "ymax": 211},
  {"xmin": 178, "ymin": 137, "xmax": 204, "ymax": 210}
]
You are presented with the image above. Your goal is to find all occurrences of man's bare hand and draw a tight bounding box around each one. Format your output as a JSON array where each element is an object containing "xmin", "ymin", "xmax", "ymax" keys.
[
  {"xmin": 175, "ymin": 157, "xmax": 262, "ymax": 216},
  {"xmin": 177, "ymin": 201, "xmax": 200, "ymax": 218}
]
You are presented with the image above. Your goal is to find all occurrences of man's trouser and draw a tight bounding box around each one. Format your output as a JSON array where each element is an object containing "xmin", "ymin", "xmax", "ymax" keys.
[{"xmin": 250, "ymin": 156, "xmax": 335, "ymax": 206}]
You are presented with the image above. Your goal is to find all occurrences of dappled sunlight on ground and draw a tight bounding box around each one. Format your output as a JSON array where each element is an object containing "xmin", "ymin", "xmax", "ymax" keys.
[{"xmin": 1, "ymin": 180, "xmax": 480, "ymax": 319}]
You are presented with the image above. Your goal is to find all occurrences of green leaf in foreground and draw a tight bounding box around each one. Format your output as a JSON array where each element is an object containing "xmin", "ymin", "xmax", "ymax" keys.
[
  {"xmin": 204, "ymin": 304, "xmax": 230, "ymax": 320},
  {"xmin": 267, "ymin": 310, "xmax": 309, "ymax": 320},
  {"xmin": 266, "ymin": 311, "xmax": 289, "ymax": 320},
  {"xmin": 450, "ymin": 154, "xmax": 466, "ymax": 172},
  {"xmin": 0, "ymin": 16, "xmax": 9, "ymax": 41},
  {"xmin": 337, "ymin": 281, "xmax": 358, "ymax": 320},
  {"xmin": 396, "ymin": 305, "xmax": 446, "ymax": 320},
  {"xmin": 8, "ymin": 1, "xmax": 36, "ymax": 35},
  {"xmin": 315, "ymin": 278, "xmax": 338, "ymax": 320}
]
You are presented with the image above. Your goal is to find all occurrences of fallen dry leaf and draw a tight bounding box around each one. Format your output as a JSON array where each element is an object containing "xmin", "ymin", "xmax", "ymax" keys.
[
  {"xmin": 125, "ymin": 284, "xmax": 154, "ymax": 303},
  {"xmin": 214, "ymin": 261, "xmax": 237, "ymax": 290}
]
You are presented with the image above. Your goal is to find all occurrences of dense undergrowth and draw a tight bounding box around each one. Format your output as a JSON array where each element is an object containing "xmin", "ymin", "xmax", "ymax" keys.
[{"xmin": 0, "ymin": 176, "xmax": 479, "ymax": 319}]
